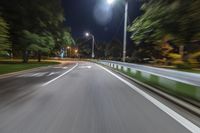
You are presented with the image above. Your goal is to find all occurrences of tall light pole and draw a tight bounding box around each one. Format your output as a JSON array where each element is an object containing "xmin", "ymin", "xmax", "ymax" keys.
[
  {"xmin": 123, "ymin": 0, "xmax": 128, "ymax": 62},
  {"xmin": 107, "ymin": 0, "xmax": 128, "ymax": 62},
  {"xmin": 85, "ymin": 32, "xmax": 95, "ymax": 58},
  {"xmin": 67, "ymin": 46, "xmax": 71, "ymax": 57}
]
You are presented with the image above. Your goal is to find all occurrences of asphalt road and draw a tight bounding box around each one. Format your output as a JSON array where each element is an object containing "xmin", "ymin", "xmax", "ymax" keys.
[
  {"xmin": 0, "ymin": 61, "xmax": 199, "ymax": 133},
  {"xmin": 100, "ymin": 60, "xmax": 200, "ymax": 87}
]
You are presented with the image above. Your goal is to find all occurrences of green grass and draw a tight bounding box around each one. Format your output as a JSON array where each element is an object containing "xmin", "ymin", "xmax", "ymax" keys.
[{"xmin": 0, "ymin": 60, "xmax": 60, "ymax": 75}]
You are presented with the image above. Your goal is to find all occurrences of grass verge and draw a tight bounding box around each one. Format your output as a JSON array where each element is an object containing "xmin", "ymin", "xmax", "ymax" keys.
[{"xmin": 0, "ymin": 60, "xmax": 60, "ymax": 75}]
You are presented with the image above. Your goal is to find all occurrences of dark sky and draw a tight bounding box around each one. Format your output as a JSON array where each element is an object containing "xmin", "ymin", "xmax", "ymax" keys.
[{"xmin": 62, "ymin": 0, "xmax": 141, "ymax": 43}]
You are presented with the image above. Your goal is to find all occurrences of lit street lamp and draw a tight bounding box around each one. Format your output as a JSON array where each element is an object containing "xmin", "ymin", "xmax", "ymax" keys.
[
  {"xmin": 107, "ymin": 0, "xmax": 115, "ymax": 5},
  {"xmin": 67, "ymin": 46, "xmax": 71, "ymax": 57},
  {"xmin": 74, "ymin": 49, "xmax": 79, "ymax": 57},
  {"xmin": 85, "ymin": 32, "xmax": 95, "ymax": 58},
  {"xmin": 107, "ymin": 0, "xmax": 128, "ymax": 62}
]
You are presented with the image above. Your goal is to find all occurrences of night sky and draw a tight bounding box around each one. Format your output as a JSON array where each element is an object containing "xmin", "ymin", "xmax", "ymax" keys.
[{"xmin": 62, "ymin": 0, "xmax": 141, "ymax": 43}]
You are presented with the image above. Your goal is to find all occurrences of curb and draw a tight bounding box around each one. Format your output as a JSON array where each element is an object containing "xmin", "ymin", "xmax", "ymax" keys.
[{"xmin": 100, "ymin": 64, "xmax": 200, "ymax": 117}]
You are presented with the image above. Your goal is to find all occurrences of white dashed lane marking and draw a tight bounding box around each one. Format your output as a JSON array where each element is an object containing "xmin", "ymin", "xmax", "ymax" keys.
[
  {"xmin": 53, "ymin": 67, "xmax": 68, "ymax": 69},
  {"xmin": 17, "ymin": 72, "xmax": 61, "ymax": 78},
  {"xmin": 79, "ymin": 66, "xmax": 92, "ymax": 69},
  {"xmin": 16, "ymin": 66, "xmax": 70, "ymax": 78}
]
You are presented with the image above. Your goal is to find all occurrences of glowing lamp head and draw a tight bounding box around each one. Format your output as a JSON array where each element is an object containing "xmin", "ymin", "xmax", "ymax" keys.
[
  {"xmin": 107, "ymin": 0, "xmax": 115, "ymax": 5},
  {"xmin": 85, "ymin": 32, "xmax": 90, "ymax": 37}
]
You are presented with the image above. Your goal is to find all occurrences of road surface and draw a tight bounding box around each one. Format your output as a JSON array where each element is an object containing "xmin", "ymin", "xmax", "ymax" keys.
[
  {"xmin": 100, "ymin": 60, "xmax": 200, "ymax": 87},
  {"xmin": 0, "ymin": 61, "xmax": 199, "ymax": 133}
]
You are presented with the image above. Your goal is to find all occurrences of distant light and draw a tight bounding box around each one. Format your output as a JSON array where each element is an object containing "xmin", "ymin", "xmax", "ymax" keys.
[
  {"xmin": 85, "ymin": 32, "xmax": 90, "ymax": 37},
  {"xmin": 107, "ymin": 0, "xmax": 115, "ymax": 5},
  {"xmin": 67, "ymin": 46, "xmax": 71, "ymax": 49}
]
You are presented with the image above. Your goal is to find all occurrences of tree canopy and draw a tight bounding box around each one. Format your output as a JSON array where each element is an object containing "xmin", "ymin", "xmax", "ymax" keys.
[
  {"xmin": 128, "ymin": 0, "xmax": 200, "ymax": 64},
  {"xmin": 129, "ymin": 0, "xmax": 200, "ymax": 45},
  {"xmin": 0, "ymin": 16, "xmax": 10, "ymax": 51},
  {"xmin": 0, "ymin": 0, "xmax": 74, "ymax": 62}
]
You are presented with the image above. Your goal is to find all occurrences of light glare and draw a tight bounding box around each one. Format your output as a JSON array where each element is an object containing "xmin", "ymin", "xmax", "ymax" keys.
[
  {"xmin": 85, "ymin": 32, "xmax": 89, "ymax": 37},
  {"xmin": 107, "ymin": 0, "xmax": 114, "ymax": 5}
]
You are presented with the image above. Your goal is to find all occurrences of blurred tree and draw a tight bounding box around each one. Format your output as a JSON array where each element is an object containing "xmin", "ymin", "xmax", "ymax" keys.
[
  {"xmin": 57, "ymin": 29, "xmax": 75, "ymax": 50},
  {"xmin": 129, "ymin": 0, "xmax": 200, "ymax": 65},
  {"xmin": 106, "ymin": 39, "xmax": 122, "ymax": 60},
  {"xmin": 0, "ymin": 15, "xmax": 10, "ymax": 51},
  {"xmin": 76, "ymin": 38, "xmax": 91, "ymax": 58},
  {"xmin": 20, "ymin": 30, "xmax": 55, "ymax": 62},
  {"xmin": 95, "ymin": 42, "xmax": 107, "ymax": 59},
  {"xmin": 0, "ymin": 0, "xmax": 66, "ymax": 62}
]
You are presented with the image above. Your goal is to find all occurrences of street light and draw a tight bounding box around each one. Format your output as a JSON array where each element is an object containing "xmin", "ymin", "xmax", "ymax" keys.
[
  {"xmin": 75, "ymin": 49, "xmax": 78, "ymax": 54},
  {"xmin": 67, "ymin": 46, "xmax": 71, "ymax": 57},
  {"xmin": 85, "ymin": 32, "xmax": 95, "ymax": 58},
  {"xmin": 107, "ymin": 0, "xmax": 128, "ymax": 62},
  {"xmin": 85, "ymin": 32, "xmax": 90, "ymax": 37},
  {"xmin": 107, "ymin": 0, "xmax": 115, "ymax": 5}
]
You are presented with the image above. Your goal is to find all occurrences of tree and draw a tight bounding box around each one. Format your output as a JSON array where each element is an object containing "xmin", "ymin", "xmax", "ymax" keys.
[
  {"xmin": 0, "ymin": 0, "xmax": 65, "ymax": 62},
  {"xmin": 106, "ymin": 39, "xmax": 122, "ymax": 60},
  {"xmin": 0, "ymin": 15, "xmax": 10, "ymax": 51},
  {"xmin": 57, "ymin": 29, "xmax": 75, "ymax": 50},
  {"xmin": 129, "ymin": 0, "xmax": 200, "ymax": 64},
  {"xmin": 20, "ymin": 30, "xmax": 55, "ymax": 62},
  {"xmin": 76, "ymin": 38, "xmax": 92, "ymax": 58},
  {"xmin": 95, "ymin": 42, "xmax": 107, "ymax": 59}
]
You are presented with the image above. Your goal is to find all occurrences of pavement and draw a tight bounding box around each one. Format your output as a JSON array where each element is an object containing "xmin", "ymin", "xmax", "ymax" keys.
[
  {"xmin": 100, "ymin": 60, "xmax": 200, "ymax": 87},
  {"xmin": 0, "ymin": 61, "xmax": 199, "ymax": 133}
]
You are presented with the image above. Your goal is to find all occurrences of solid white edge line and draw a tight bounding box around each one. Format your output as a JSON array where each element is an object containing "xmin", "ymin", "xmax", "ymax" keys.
[
  {"xmin": 42, "ymin": 63, "xmax": 78, "ymax": 86},
  {"xmin": 96, "ymin": 64, "xmax": 200, "ymax": 133}
]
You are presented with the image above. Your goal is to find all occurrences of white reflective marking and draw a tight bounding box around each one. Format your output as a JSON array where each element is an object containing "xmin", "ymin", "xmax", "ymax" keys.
[
  {"xmin": 32, "ymin": 72, "xmax": 48, "ymax": 77},
  {"xmin": 18, "ymin": 72, "xmax": 48, "ymax": 77},
  {"xmin": 79, "ymin": 66, "xmax": 92, "ymax": 69},
  {"xmin": 53, "ymin": 66, "xmax": 68, "ymax": 69},
  {"xmin": 42, "ymin": 63, "xmax": 78, "ymax": 86},
  {"xmin": 47, "ymin": 72, "xmax": 60, "ymax": 76},
  {"xmin": 96, "ymin": 64, "xmax": 200, "ymax": 133},
  {"xmin": 53, "ymin": 67, "xmax": 62, "ymax": 69}
]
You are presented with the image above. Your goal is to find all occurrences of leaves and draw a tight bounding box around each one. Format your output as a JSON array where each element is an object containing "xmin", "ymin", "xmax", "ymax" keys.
[
  {"xmin": 0, "ymin": 16, "xmax": 10, "ymax": 51},
  {"xmin": 129, "ymin": 0, "xmax": 200, "ymax": 45},
  {"xmin": 128, "ymin": 0, "xmax": 200, "ymax": 63},
  {"xmin": 20, "ymin": 30, "xmax": 55, "ymax": 53}
]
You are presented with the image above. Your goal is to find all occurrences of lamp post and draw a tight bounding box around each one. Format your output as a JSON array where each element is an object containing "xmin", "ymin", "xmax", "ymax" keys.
[
  {"xmin": 107, "ymin": 0, "xmax": 128, "ymax": 62},
  {"xmin": 85, "ymin": 32, "xmax": 95, "ymax": 58},
  {"xmin": 67, "ymin": 46, "xmax": 71, "ymax": 57},
  {"xmin": 75, "ymin": 49, "xmax": 79, "ymax": 57}
]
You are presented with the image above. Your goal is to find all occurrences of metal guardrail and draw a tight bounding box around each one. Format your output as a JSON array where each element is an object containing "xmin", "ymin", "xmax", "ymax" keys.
[{"xmin": 100, "ymin": 61, "xmax": 200, "ymax": 102}]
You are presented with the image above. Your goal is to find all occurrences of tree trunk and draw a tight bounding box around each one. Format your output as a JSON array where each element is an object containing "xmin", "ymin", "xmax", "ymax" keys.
[
  {"xmin": 179, "ymin": 45, "xmax": 184, "ymax": 61},
  {"xmin": 38, "ymin": 51, "xmax": 41, "ymax": 62},
  {"xmin": 22, "ymin": 50, "xmax": 29, "ymax": 63}
]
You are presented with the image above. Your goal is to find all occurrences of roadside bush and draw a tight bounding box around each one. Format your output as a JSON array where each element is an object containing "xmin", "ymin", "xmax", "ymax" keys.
[
  {"xmin": 0, "ymin": 51, "xmax": 9, "ymax": 57},
  {"xmin": 176, "ymin": 62, "xmax": 192, "ymax": 69}
]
